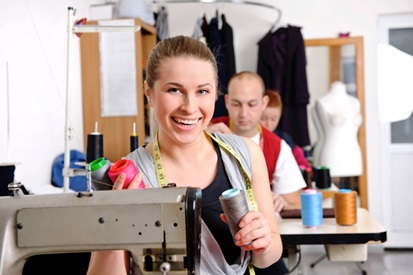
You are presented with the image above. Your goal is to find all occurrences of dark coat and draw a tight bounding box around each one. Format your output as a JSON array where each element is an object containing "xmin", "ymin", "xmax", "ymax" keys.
[{"xmin": 257, "ymin": 25, "xmax": 311, "ymax": 146}]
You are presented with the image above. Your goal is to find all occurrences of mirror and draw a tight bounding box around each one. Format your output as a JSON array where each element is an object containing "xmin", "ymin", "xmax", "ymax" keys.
[{"xmin": 304, "ymin": 37, "xmax": 368, "ymax": 209}]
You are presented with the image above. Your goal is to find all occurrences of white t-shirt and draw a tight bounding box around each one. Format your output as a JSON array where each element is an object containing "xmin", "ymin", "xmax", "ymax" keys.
[{"xmin": 250, "ymin": 133, "xmax": 307, "ymax": 194}]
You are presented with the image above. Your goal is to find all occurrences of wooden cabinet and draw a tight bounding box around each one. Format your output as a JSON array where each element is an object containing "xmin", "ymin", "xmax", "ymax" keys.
[
  {"xmin": 305, "ymin": 37, "xmax": 368, "ymax": 209},
  {"xmin": 79, "ymin": 18, "xmax": 156, "ymax": 162}
]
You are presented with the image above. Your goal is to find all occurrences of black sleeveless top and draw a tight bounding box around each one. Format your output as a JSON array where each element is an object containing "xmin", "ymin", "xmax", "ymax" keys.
[
  {"xmin": 201, "ymin": 140, "xmax": 241, "ymax": 264},
  {"xmin": 202, "ymin": 141, "xmax": 288, "ymax": 275}
]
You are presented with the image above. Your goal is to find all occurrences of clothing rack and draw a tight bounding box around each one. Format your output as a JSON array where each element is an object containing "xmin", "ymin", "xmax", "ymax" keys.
[{"xmin": 153, "ymin": 0, "xmax": 282, "ymax": 28}]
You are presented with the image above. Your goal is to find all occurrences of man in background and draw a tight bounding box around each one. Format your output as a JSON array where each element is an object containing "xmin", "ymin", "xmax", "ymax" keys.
[{"xmin": 208, "ymin": 71, "xmax": 306, "ymax": 212}]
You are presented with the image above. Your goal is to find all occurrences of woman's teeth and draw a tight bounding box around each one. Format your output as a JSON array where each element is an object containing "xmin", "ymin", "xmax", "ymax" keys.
[{"xmin": 174, "ymin": 118, "xmax": 198, "ymax": 126}]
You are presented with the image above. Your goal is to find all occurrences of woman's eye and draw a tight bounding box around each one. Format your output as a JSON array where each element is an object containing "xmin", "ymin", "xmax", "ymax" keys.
[
  {"xmin": 168, "ymin": 88, "xmax": 180, "ymax": 93},
  {"xmin": 198, "ymin": 89, "xmax": 209, "ymax": 95}
]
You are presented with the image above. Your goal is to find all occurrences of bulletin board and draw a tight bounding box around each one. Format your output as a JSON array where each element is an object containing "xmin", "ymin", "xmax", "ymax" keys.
[{"xmin": 79, "ymin": 18, "xmax": 156, "ymax": 162}]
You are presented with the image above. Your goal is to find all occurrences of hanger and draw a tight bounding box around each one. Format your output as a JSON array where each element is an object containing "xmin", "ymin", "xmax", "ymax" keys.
[
  {"xmin": 270, "ymin": 15, "xmax": 286, "ymax": 33},
  {"xmin": 153, "ymin": 0, "xmax": 282, "ymax": 30}
]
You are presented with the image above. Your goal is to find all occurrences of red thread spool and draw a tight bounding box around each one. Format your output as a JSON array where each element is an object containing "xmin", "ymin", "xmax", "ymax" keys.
[{"xmin": 108, "ymin": 159, "xmax": 144, "ymax": 189}]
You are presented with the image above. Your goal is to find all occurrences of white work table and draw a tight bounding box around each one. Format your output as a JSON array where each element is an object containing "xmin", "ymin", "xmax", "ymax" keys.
[{"xmin": 278, "ymin": 208, "xmax": 387, "ymax": 273}]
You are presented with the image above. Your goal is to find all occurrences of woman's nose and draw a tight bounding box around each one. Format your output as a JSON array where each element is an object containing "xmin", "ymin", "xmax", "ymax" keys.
[{"xmin": 181, "ymin": 94, "xmax": 196, "ymax": 113}]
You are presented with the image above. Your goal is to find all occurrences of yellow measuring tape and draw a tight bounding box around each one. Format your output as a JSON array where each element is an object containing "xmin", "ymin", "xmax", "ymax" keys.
[{"xmin": 152, "ymin": 131, "xmax": 258, "ymax": 274}]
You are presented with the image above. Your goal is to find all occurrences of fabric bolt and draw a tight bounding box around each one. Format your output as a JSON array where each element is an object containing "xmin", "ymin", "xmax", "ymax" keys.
[{"xmin": 275, "ymin": 129, "xmax": 311, "ymax": 170}]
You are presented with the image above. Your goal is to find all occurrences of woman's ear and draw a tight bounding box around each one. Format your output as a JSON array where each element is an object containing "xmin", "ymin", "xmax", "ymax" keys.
[{"xmin": 144, "ymin": 81, "xmax": 153, "ymax": 107}]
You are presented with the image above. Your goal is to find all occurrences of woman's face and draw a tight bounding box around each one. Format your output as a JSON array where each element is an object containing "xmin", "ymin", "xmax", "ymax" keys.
[
  {"xmin": 260, "ymin": 106, "xmax": 282, "ymax": 132},
  {"xmin": 146, "ymin": 57, "xmax": 217, "ymax": 145}
]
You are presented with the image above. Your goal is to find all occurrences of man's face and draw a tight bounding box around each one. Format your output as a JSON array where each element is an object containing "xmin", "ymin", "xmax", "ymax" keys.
[{"xmin": 225, "ymin": 76, "xmax": 268, "ymax": 138}]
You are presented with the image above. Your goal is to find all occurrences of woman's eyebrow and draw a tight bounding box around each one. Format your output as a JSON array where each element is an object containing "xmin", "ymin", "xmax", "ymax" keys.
[
  {"xmin": 198, "ymin": 83, "xmax": 213, "ymax": 88},
  {"xmin": 161, "ymin": 82, "xmax": 183, "ymax": 87}
]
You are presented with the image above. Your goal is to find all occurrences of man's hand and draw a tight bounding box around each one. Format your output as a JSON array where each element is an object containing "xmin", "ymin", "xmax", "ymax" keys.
[
  {"xmin": 206, "ymin": 122, "xmax": 232, "ymax": 134},
  {"xmin": 272, "ymin": 192, "xmax": 287, "ymax": 213}
]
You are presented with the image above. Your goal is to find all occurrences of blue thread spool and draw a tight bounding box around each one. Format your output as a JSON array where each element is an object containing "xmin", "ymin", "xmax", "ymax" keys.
[
  {"xmin": 300, "ymin": 189, "xmax": 323, "ymax": 227},
  {"xmin": 222, "ymin": 188, "xmax": 240, "ymax": 198}
]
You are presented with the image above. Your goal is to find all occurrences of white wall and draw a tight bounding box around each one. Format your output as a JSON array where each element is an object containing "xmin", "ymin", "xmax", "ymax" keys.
[
  {"xmin": 1, "ymin": 0, "xmax": 413, "ymax": 225},
  {"xmin": 0, "ymin": 0, "xmax": 104, "ymax": 192}
]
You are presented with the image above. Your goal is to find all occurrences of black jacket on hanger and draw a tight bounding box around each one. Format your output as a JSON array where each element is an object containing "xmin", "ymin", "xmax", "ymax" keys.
[
  {"xmin": 208, "ymin": 17, "xmax": 228, "ymax": 118},
  {"xmin": 257, "ymin": 25, "xmax": 311, "ymax": 147},
  {"xmin": 207, "ymin": 14, "xmax": 236, "ymax": 118},
  {"xmin": 221, "ymin": 14, "xmax": 236, "ymax": 81}
]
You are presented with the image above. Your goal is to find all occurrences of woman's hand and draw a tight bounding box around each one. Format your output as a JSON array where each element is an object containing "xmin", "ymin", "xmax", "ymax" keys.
[
  {"xmin": 221, "ymin": 210, "xmax": 272, "ymax": 255},
  {"xmin": 112, "ymin": 172, "xmax": 144, "ymax": 190}
]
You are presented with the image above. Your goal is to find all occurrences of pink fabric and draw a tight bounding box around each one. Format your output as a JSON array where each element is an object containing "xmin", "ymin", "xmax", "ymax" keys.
[{"xmin": 292, "ymin": 146, "xmax": 311, "ymax": 170}]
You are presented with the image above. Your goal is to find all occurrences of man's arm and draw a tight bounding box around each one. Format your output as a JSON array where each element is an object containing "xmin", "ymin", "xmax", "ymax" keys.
[
  {"xmin": 272, "ymin": 190, "xmax": 301, "ymax": 212},
  {"xmin": 271, "ymin": 140, "xmax": 306, "ymax": 212}
]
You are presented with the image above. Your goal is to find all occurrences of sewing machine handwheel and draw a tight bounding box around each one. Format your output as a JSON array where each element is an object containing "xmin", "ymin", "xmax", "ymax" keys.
[{"xmin": 159, "ymin": 262, "xmax": 171, "ymax": 275}]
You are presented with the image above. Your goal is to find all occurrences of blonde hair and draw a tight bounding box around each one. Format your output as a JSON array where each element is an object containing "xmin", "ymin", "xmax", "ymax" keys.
[
  {"xmin": 146, "ymin": 35, "xmax": 219, "ymax": 91},
  {"xmin": 146, "ymin": 36, "xmax": 219, "ymax": 139}
]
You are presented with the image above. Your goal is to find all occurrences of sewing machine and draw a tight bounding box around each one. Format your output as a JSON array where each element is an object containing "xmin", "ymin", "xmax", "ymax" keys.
[{"xmin": 0, "ymin": 186, "xmax": 201, "ymax": 275}]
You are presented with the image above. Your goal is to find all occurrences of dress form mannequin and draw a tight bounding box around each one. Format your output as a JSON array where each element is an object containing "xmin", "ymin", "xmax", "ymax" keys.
[{"xmin": 312, "ymin": 81, "xmax": 363, "ymax": 177}]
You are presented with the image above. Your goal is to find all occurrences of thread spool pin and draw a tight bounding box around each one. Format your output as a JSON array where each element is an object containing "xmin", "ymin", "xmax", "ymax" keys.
[
  {"xmin": 86, "ymin": 121, "xmax": 103, "ymax": 163},
  {"xmin": 130, "ymin": 122, "xmax": 139, "ymax": 152},
  {"xmin": 90, "ymin": 157, "xmax": 112, "ymax": 190}
]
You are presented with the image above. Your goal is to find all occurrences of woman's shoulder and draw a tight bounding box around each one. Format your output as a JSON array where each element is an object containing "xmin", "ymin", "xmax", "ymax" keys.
[
  {"xmin": 127, "ymin": 146, "xmax": 151, "ymax": 162},
  {"xmin": 211, "ymin": 132, "xmax": 249, "ymax": 151},
  {"xmin": 211, "ymin": 132, "xmax": 260, "ymax": 163}
]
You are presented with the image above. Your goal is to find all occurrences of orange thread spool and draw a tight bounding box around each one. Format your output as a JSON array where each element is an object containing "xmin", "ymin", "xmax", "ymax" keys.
[{"xmin": 334, "ymin": 189, "xmax": 357, "ymax": 225}]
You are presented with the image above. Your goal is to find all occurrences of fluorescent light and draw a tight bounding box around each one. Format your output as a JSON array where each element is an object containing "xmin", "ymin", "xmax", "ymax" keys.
[{"xmin": 72, "ymin": 25, "xmax": 141, "ymax": 33}]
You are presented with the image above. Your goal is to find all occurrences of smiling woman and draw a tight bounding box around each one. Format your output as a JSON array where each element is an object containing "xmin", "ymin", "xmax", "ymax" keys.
[
  {"xmin": 87, "ymin": 35, "xmax": 283, "ymax": 275},
  {"xmin": 145, "ymin": 56, "xmax": 217, "ymax": 144}
]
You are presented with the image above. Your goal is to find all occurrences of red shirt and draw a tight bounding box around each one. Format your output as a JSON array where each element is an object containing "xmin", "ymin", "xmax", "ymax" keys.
[{"xmin": 210, "ymin": 116, "xmax": 281, "ymax": 183}]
